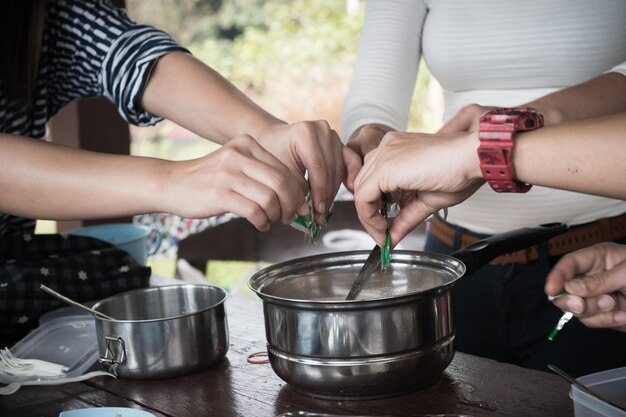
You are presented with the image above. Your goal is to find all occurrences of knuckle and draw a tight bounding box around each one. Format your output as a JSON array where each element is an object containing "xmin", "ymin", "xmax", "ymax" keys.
[
  {"xmin": 314, "ymin": 119, "xmax": 331, "ymax": 130},
  {"xmin": 268, "ymin": 170, "xmax": 289, "ymax": 189},
  {"xmin": 587, "ymin": 273, "xmax": 605, "ymax": 291},
  {"xmin": 381, "ymin": 131, "xmax": 400, "ymax": 144},
  {"xmin": 294, "ymin": 121, "xmax": 316, "ymax": 138}
]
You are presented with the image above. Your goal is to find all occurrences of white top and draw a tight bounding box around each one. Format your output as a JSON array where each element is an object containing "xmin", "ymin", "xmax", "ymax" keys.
[{"xmin": 341, "ymin": 0, "xmax": 626, "ymax": 234}]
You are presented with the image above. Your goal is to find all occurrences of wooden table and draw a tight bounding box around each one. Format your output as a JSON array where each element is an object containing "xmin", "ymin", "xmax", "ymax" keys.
[{"xmin": 1, "ymin": 295, "xmax": 574, "ymax": 417}]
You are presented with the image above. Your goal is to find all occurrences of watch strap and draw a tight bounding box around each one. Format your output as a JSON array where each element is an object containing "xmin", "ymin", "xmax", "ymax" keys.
[{"xmin": 477, "ymin": 107, "xmax": 543, "ymax": 193}]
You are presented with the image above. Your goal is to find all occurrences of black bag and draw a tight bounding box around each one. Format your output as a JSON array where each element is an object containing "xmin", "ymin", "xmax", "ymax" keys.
[{"xmin": 0, "ymin": 233, "xmax": 151, "ymax": 344}]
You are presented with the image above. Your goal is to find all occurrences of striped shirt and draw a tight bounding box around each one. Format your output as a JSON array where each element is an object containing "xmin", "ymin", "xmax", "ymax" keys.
[{"xmin": 0, "ymin": 0, "xmax": 188, "ymax": 235}]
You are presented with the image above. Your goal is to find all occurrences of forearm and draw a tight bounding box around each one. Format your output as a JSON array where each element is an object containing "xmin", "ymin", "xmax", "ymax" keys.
[
  {"xmin": 140, "ymin": 52, "xmax": 281, "ymax": 144},
  {"xmin": 0, "ymin": 134, "xmax": 166, "ymax": 220},
  {"xmin": 339, "ymin": 0, "xmax": 426, "ymax": 141},
  {"xmin": 524, "ymin": 72, "xmax": 626, "ymax": 125},
  {"xmin": 514, "ymin": 113, "xmax": 626, "ymax": 199}
]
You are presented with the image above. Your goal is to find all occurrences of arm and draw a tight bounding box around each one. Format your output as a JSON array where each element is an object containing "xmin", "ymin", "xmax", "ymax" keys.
[
  {"xmin": 140, "ymin": 51, "xmax": 279, "ymax": 144},
  {"xmin": 354, "ymin": 112, "xmax": 626, "ymax": 246},
  {"xmin": 340, "ymin": 0, "xmax": 426, "ymax": 159},
  {"xmin": 0, "ymin": 133, "xmax": 308, "ymax": 231},
  {"xmin": 141, "ymin": 51, "xmax": 360, "ymax": 223},
  {"xmin": 514, "ymin": 112, "xmax": 626, "ymax": 197},
  {"xmin": 439, "ymin": 72, "xmax": 626, "ymax": 134}
]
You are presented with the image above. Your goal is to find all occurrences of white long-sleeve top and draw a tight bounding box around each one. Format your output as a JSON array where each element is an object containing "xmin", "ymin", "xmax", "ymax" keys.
[{"xmin": 341, "ymin": 0, "xmax": 626, "ymax": 234}]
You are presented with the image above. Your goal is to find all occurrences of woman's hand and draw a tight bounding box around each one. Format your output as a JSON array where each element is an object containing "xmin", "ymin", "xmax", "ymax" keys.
[
  {"xmin": 162, "ymin": 135, "xmax": 309, "ymax": 232},
  {"xmin": 346, "ymin": 123, "xmax": 394, "ymax": 161},
  {"xmin": 545, "ymin": 242, "xmax": 626, "ymax": 332},
  {"xmin": 437, "ymin": 104, "xmax": 496, "ymax": 134},
  {"xmin": 354, "ymin": 130, "xmax": 484, "ymax": 247},
  {"xmin": 256, "ymin": 121, "xmax": 361, "ymax": 223}
]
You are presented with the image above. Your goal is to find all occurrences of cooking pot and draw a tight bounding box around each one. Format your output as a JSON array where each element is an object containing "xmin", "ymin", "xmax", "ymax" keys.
[
  {"xmin": 249, "ymin": 223, "xmax": 568, "ymax": 399},
  {"xmin": 92, "ymin": 284, "xmax": 228, "ymax": 379}
]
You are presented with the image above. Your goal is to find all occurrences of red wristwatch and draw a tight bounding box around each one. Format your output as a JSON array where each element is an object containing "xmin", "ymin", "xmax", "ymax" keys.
[{"xmin": 477, "ymin": 107, "xmax": 544, "ymax": 193}]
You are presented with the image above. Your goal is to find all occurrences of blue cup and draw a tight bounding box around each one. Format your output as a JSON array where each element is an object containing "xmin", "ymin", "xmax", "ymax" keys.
[{"xmin": 67, "ymin": 223, "xmax": 162, "ymax": 265}]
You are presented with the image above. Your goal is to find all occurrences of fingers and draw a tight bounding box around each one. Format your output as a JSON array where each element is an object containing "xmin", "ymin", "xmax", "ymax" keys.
[
  {"xmin": 222, "ymin": 189, "xmax": 272, "ymax": 232},
  {"xmin": 579, "ymin": 310, "xmax": 626, "ymax": 332},
  {"xmin": 554, "ymin": 292, "xmax": 626, "ymax": 331},
  {"xmin": 388, "ymin": 199, "xmax": 433, "ymax": 247},
  {"xmin": 552, "ymin": 293, "xmax": 615, "ymax": 316},
  {"xmin": 218, "ymin": 136, "xmax": 306, "ymax": 226},
  {"xmin": 545, "ymin": 243, "xmax": 626, "ymax": 332},
  {"xmin": 268, "ymin": 120, "xmax": 347, "ymax": 224},
  {"xmin": 347, "ymin": 124, "xmax": 391, "ymax": 160},
  {"xmin": 544, "ymin": 247, "xmax": 597, "ymax": 296},
  {"xmin": 437, "ymin": 103, "xmax": 489, "ymax": 134},
  {"xmin": 437, "ymin": 111, "xmax": 469, "ymax": 134},
  {"xmin": 291, "ymin": 122, "xmax": 331, "ymax": 223},
  {"xmin": 354, "ymin": 197, "xmax": 388, "ymax": 247},
  {"xmin": 563, "ymin": 267, "xmax": 626, "ymax": 298},
  {"xmin": 342, "ymin": 146, "xmax": 362, "ymax": 192},
  {"xmin": 545, "ymin": 243, "xmax": 626, "ymax": 297},
  {"xmin": 353, "ymin": 149, "xmax": 386, "ymax": 246}
]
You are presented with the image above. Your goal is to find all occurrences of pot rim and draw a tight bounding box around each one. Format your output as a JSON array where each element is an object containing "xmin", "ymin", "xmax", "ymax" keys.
[
  {"xmin": 248, "ymin": 249, "xmax": 465, "ymax": 308},
  {"xmin": 92, "ymin": 283, "xmax": 228, "ymax": 323}
]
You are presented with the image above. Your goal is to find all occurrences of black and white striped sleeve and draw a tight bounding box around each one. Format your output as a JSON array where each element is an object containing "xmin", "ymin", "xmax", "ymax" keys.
[
  {"xmin": 100, "ymin": 24, "xmax": 189, "ymax": 125},
  {"xmin": 46, "ymin": 0, "xmax": 189, "ymax": 126}
]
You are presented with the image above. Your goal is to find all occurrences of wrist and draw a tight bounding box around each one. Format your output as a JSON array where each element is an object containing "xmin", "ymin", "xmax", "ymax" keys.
[
  {"xmin": 347, "ymin": 123, "xmax": 393, "ymax": 156},
  {"xmin": 456, "ymin": 131, "xmax": 483, "ymax": 181},
  {"xmin": 523, "ymin": 104, "xmax": 564, "ymax": 125},
  {"xmin": 245, "ymin": 117, "xmax": 286, "ymax": 141}
]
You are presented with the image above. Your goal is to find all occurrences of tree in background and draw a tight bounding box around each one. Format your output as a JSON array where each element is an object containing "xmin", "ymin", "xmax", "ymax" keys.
[{"xmin": 126, "ymin": 0, "xmax": 440, "ymax": 157}]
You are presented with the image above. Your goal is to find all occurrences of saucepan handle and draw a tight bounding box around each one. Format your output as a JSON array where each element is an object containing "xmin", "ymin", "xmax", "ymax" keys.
[{"xmin": 451, "ymin": 222, "xmax": 569, "ymax": 276}]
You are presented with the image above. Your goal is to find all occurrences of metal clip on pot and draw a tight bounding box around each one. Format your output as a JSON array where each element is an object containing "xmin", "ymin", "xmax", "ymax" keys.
[{"xmin": 98, "ymin": 336, "xmax": 126, "ymax": 377}]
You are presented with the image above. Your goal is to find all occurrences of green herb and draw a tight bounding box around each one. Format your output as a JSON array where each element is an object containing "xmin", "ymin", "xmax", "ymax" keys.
[
  {"xmin": 380, "ymin": 227, "xmax": 391, "ymax": 270},
  {"xmin": 290, "ymin": 182, "xmax": 332, "ymax": 244},
  {"xmin": 379, "ymin": 193, "xmax": 392, "ymax": 271}
]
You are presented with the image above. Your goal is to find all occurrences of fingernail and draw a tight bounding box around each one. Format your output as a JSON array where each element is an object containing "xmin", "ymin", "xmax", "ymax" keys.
[
  {"xmin": 614, "ymin": 311, "xmax": 626, "ymax": 325},
  {"xmin": 317, "ymin": 201, "xmax": 325, "ymax": 216},
  {"xmin": 597, "ymin": 295, "xmax": 614, "ymax": 311},
  {"xmin": 565, "ymin": 279, "xmax": 585, "ymax": 294},
  {"xmin": 566, "ymin": 297, "xmax": 583, "ymax": 314},
  {"xmin": 298, "ymin": 202, "xmax": 309, "ymax": 215}
]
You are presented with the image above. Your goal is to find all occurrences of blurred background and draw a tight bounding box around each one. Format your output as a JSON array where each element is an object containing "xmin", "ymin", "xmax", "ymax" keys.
[{"xmin": 125, "ymin": 0, "xmax": 443, "ymax": 160}]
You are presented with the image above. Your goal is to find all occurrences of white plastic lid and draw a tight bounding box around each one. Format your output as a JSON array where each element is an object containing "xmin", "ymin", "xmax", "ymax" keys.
[{"xmin": 1, "ymin": 314, "xmax": 98, "ymax": 384}]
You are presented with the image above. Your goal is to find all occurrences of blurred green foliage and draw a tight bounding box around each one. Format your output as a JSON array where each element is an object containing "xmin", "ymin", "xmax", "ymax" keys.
[{"xmin": 126, "ymin": 0, "xmax": 440, "ymax": 160}]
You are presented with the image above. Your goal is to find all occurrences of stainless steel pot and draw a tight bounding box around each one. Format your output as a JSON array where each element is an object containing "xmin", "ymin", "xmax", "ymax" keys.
[
  {"xmin": 92, "ymin": 284, "xmax": 228, "ymax": 379},
  {"xmin": 249, "ymin": 223, "xmax": 568, "ymax": 399}
]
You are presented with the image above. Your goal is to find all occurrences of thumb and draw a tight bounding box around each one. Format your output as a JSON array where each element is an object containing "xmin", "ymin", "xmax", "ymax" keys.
[
  {"xmin": 389, "ymin": 199, "xmax": 434, "ymax": 247},
  {"xmin": 342, "ymin": 146, "xmax": 362, "ymax": 192},
  {"xmin": 564, "ymin": 266, "xmax": 626, "ymax": 297}
]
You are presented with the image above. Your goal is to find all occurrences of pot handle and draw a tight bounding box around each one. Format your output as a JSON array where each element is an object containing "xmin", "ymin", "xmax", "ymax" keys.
[
  {"xmin": 451, "ymin": 222, "xmax": 569, "ymax": 275},
  {"xmin": 98, "ymin": 336, "xmax": 126, "ymax": 377}
]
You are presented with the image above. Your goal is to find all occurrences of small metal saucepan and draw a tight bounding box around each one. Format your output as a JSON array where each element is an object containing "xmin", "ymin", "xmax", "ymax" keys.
[
  {"xmin": 249, "ymin": 223, "xmax": 568, "ymax": 400},
  {"xmin": 92, "ymin": 284, "xmax": 228, "ymax": 379}
]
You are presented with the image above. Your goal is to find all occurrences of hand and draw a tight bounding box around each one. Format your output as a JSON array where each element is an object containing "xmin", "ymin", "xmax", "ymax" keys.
[
  {"xmin": 347, "ymin": 123, "xmax": 394, "ymax": 161},
  {"xmin": 162, "ymin": 135, "xmax": 308, "ymax": 232},
  {"xmin": 437, "ymin": 104, "xmax": 496, "ymax": 134},
  {"xmin": 354, "ymin": 130, "xmax": 484, "ymax": 247},
  {"xmin": 545, "ymin": 242, "xmax": 626, "ymax": 332},
  {"xmin": 256, "ymin": 121, "xmax": 361, "ymax": 223}
]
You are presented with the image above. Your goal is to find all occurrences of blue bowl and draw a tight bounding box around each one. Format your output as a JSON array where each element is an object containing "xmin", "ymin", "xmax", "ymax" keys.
[{"xmin": 60, "ymin": 407, "xmax": 156, "ymax": 417}]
